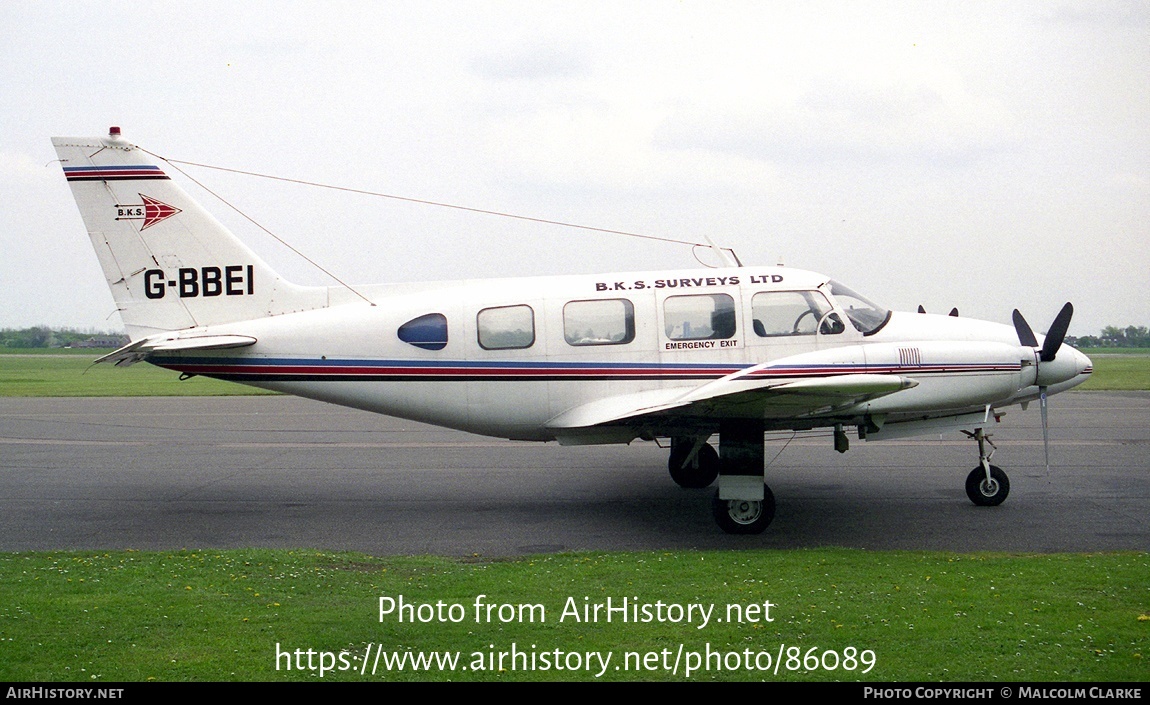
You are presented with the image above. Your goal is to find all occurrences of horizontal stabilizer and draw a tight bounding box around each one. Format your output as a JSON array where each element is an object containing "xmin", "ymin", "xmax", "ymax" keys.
[{"xmin": 95, "ymin": 334, "xmax": 257, "ymax": 367}]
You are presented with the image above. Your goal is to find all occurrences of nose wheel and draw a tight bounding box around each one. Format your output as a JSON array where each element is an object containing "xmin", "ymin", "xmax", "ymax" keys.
[{"xmin": 965, "ymin": 465, "xmax": 1010, "ymax": 506}]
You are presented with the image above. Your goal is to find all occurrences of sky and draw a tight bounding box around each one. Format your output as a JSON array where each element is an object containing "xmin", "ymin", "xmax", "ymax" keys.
[{"xmin": 2, "ymin": 1, "xmax": 1147, "ymax": 337}]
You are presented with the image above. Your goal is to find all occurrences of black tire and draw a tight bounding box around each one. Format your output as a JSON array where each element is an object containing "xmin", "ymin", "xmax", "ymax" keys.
[
  {"xmin": 965, "ymin": 465, "xmax": 1010, "ymax": 506},
  {"xmin": 668, "ymin": 442, "xmax": 719, "ymax": 489},
  {"xmin": 712, "ymin": 483, "xmax": 776, "ymax": 534}
]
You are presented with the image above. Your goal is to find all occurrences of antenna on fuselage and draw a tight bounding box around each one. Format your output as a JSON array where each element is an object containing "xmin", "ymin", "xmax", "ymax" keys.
[{"xmin": 693, "ymin": 234, "xmax": 742, "ymax": 268}]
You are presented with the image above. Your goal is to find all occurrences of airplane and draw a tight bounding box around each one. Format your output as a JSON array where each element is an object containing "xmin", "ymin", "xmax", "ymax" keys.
[{"xmin": 51, "ymin": 127, "xmax": 1094, "ymax": 534}]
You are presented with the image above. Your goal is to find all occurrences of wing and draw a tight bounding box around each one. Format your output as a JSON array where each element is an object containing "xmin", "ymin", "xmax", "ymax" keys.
[{"xmin": 546, "ymin": 351, "xmax": 918, "ymax": 432}]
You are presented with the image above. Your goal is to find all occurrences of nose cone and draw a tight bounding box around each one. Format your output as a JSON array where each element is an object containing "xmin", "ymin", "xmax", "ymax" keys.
[
  {"xmin": 1072, "ymin": 347, "xmax": 1093, "ymax": 378},
  {"xmin": 1035, "ymin": 343, "xmax": 1093, "ymax": 389}
]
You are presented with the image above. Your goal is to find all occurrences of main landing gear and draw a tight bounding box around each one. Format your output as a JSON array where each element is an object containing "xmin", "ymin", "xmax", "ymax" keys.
[
  {"xmin": 667, "ymin": 437, "xmax": 720, "ymax": 489},
  {"xmin": 712, "ymin": 483, "xmax": 776, "ymax": 535},
  {"xmin": 670, "ymin": 419, "xmax": 776, "ymax": 535},
  {"xmin": 962, "ymin": 428, "xmax": 1010, "ymax": 506}
]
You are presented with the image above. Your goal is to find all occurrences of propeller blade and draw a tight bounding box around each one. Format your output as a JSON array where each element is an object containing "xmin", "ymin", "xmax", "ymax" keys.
[
  {"xmin": 1012, "ymin": 309, "xmax": 1038, "ymax": 347},
  {"xmin": 1040, "ymin": 386, "xmax": 1050, "ymax": 471},
  {"xmin": 917, "ymin": 305, "xmax": 926, "ymax": 314},
  {"xmin": 1040, "ymin": 302, "xmax": 1074, "ymax": 362},
  {"xmin": 948, "ymin": 307, "xmax": 959, "ymax": 317}
]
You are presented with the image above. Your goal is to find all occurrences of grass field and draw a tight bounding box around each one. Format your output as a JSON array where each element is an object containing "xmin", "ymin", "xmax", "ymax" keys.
[
  {"xmin": 0, "ymin": 347, "xmax": 102, "ymax": 355},
  {"xmin": 1, "ymin": 348, "xmax": 1148, "ymax": 396},
  {"xmin": 0, "ymin": 548, "xmax": 1146, "ymax": 682},
  {"xmin": 0, "ymin": 352, "xmax": 275, "ymax": 396},
  {"xmin": 1077, "ymin": 348, "xmax": 1150, "ymax": 355},
  {"xmin": 1077, "ymin": 348, "xmax": 1150, "ymax": 391}
]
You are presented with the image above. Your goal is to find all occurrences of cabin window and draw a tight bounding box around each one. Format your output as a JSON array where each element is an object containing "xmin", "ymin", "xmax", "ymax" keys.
[
  {"xmin": 751, "ymin": 291, "xmax": 843, "ymax": 336},
  {"xmin": 563, "ymin": 299, "xmax": 635, "ymax": 346},
  {"xmin": 477, "ymin": 305, "xmax": 535, "ymax": 350},
  {"xmin": 664, "ymin": 293, "xmax": 736, "ymax": 340},
  {"xmin": 397, "ymin": 313, "xmax": 448, "ymax": 351}
]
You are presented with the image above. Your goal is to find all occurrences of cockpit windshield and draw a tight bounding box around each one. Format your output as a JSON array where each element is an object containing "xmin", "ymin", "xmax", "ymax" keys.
[{"xmin": 826, "ymin": 280, "xmax": 891, "ymax": 336}]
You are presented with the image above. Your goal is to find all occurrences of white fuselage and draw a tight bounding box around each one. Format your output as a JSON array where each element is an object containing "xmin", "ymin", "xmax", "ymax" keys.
[{"xmin": 148, "ymin": 265, "xmax": 1093, "ymax": 442}]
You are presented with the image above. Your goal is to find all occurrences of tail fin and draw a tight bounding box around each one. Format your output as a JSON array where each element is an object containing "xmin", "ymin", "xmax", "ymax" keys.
[{"xmin": 52, "ymin": 128, "xmax": 327, "ymax": 340}]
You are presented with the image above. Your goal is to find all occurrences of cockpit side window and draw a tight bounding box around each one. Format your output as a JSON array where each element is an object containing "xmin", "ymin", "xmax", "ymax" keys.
[
  {"xmin": 751, "ymin": 291, "xmax": 841, "ymax": 336},
  {"xmin": 826, "ymin": 281, "xmax": 891, "ymax": 336}
]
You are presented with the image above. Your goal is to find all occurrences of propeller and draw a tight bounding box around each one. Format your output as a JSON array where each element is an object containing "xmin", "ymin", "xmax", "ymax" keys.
[
  {"xmin": 1011, "ymin": 302, "xmax": 1075, "ymax": 471},
  {"xmin": 1040, "ymin": 302, "xmax": 1074, "ymax": 362},
  {"xmin": 1012, "ymin": 309, "xmax": 1038, "ymax": 347},
  {"xmin": 916, "ymin": 305, "xmax": 959, "ymax": 316}
]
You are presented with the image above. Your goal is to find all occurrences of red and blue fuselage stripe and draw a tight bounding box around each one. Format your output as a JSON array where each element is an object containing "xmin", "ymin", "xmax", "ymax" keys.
[
  {"xmin": 63, "ymin": 165, "xmax": 169, "ymax": 181},
  {"xmin": 749, "ymin": 363, "xmax": 1017, "ymax": 376},
  {"xmin": 150, "ymin": 356, "xmax": 1020, "ymax": 383}
]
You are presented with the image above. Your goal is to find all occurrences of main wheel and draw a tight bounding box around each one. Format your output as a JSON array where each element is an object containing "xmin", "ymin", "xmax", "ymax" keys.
[
  {"xmin": 712, "ymin": 483, "xmax": 776, "ymax": 534},
  {"xmin": 965, "ymin": 465, "xmax": 1010, "ymax": 506},
  {"xmin": 668, "ymin": 441, "xmax": 720, "ymax": 489}
]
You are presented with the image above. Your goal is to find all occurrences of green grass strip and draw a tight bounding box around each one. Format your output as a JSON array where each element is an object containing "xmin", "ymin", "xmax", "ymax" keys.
[
  {"xmin": 0, "ymin": 355, "xmax": 274, "ymax": 397},
  {"xmin": 1076, "ymin": 348, "xmax": 1150, "ymax": 356},
  {"xmin": 0, "ymin": 348, "xmax": 104, "ymax": 355},
  {"xmin": 1, "ymin": 549, "xmax": 1146, "ymax": 682},
  {"xmin": 1078, "ymin": 354, "xmax": 1150, "ymax": 391}
]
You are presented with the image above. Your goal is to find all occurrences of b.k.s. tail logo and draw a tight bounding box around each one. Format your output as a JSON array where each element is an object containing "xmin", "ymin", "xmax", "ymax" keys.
[{"xmin": 115, "ymin": 193, "xmax": 181, "ymax": 230}]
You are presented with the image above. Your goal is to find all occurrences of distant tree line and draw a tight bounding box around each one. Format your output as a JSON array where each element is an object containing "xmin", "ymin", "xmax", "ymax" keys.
[
  {"xmin": 1067, "ymin": 326, "xmax": 1150, "ymax": 349},
  {"xmin": 2, "ymin": 324, "xmax": 1146, "ymax": 350},
  {"xmin": 0, "ymin": 327, "xmax": 129, "ymax": 349}
]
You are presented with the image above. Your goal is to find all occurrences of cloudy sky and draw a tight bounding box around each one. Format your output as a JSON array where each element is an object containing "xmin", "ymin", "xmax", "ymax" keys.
[{"xmin": 2, "ymin": 1, "xmax": 1146, "ymax": 337}]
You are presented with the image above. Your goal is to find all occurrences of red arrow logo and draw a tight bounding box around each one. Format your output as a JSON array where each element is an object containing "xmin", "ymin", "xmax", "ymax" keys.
[{"xmin": 140, "ymin": 194, "xmax": 181, "ymax": 230}]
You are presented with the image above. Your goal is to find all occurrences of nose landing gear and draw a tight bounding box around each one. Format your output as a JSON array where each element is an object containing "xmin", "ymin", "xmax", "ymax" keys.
[
  {"xmin": 962, "ymin": 428, "xmax": 1010, "ymax": 506},
  {"xmin": 966, "ymin": 464, "xmax": 1010, "ymax": 506}
]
